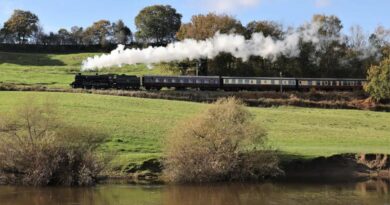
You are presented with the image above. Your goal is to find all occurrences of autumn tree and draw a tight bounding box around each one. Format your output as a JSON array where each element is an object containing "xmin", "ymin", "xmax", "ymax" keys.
[
  {"xmin": 112, "ymin": 20, "xmax": 132, "ymax": 44},
  {"xmin": 245, "ymin": 21, "xmax": 283, "ymax": 39},
  {"xmin": 176, "ymin": 13, "xmax": 245, "ymax": 40},
  {"xmin": 2, "ymin": 10, "xmax": 39, "ymax": 44},
  {"xmin": 163, "ymin": 98, "xmax": 280, "ymax": 182},
  {"xmin": 365, "ymin": 57, "xmax": 390, "ymax": 102},
  {"xmin": 176, "ymin": 13, "xmax": 245, "ymax": 75},
  {"xmin": 83, "ymin": 20, "xmax": 112, "ymax": 46},
  {"xmin": 135, "ymin": 5, "xmax": 182, "ymax": 44}
]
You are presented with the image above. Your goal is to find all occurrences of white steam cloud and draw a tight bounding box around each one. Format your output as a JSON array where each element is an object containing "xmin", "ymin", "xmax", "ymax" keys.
[{"xmin": 81, "ymin": 23, "xmax": 323, "ymax": 71}]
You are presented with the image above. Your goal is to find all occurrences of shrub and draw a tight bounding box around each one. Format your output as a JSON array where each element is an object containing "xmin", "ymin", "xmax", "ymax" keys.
[
  {"xmin": 0, "ymin": 99, "xmax": 107, "ymax": 186},
  {"xmin": 364, "ymin": 57, "xmax": 390, "ymax": 102},
  {"xmin": 163, "ymin": 97, "xmax": 281, "ymax": 183}
]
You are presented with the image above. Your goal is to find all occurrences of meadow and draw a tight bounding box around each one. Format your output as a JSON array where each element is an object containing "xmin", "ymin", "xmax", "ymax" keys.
[
  {"xmin": 0, "ymin": 52, "xmax": 174, "ymax": 88},
  {"xmin": 0, "ymin": 91, "xmax": 389, "ymax": 171}
]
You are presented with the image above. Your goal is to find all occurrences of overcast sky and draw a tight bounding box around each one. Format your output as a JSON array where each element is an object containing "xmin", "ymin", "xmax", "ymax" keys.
[{"xmin": 0, "ymin": 0, "xmax": 388, "ymax": 34}]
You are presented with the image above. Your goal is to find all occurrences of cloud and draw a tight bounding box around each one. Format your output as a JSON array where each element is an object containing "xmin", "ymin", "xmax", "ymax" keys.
[
  {"xmin": 204, "ymin": 0, "xmax": 261, "ymax": 13},
  {"xmin": 315, "ymin": 0, "xmax": 331, "ymax": 8}
]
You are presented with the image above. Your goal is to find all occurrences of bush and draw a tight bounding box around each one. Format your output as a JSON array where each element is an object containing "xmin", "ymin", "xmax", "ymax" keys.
[
  {"xmin": 163, "ymin": 97, "xmax": 281, "ymax": 183},
  {"xmin": 0, "ymin": 99, "xmax": 107, "ymax": 186},
  {"xmin": 365, "ymin": 57, "xmax": 390, "ymax": 102}
]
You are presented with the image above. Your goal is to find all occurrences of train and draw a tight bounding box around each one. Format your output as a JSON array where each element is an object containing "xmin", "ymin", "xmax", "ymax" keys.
[{"xmin": 70, "ymin": 73, "xmax": 366, "ymax": 91}]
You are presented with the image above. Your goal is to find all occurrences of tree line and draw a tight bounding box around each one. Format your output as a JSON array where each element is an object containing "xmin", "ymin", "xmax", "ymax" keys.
[{"xmin": 1, "ymin": 5, "xmax": 390, "ymax": 79}]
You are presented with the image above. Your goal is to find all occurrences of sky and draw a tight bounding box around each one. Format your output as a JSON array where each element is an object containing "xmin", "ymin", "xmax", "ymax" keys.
[{"xmin": 0, "ymin": 0, "xmax": 389, "ymax": 35}]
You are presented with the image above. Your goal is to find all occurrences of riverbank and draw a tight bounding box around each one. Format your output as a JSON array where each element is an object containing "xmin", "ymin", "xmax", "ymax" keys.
[
  {"xmin": 1, "ymin": 84, "xmax": 390, "ymax": 111},
  {"xmin": 98, "ymin": 153, "xmax": 390, "ymax": 185}
]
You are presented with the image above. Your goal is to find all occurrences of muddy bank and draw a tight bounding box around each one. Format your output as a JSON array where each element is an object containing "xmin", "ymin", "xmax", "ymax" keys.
[
  {"xmin": 1, "ymin": 84, "xmax": 389, "ymax": 111},
  {"xmin": 103, "ymin": 154, "xmax": 390, "ymax": 184},
  {"xmin": 281, "ymin": 153, "xmax": 390, "ymax": 181}
]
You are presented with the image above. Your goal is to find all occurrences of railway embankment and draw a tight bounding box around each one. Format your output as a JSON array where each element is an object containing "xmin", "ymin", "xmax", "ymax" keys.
[{"xmin": 1, "ymin": 83, "xmax": 389, "ymax": 111}]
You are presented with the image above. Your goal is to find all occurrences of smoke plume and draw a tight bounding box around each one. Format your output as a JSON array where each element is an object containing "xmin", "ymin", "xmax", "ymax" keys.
[{"xmin": 82, "ymin": 23, "xmax": 324, "ymax": 71}]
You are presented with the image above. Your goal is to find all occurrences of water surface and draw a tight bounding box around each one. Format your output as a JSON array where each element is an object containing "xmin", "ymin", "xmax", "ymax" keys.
[{"xmin": 0, "ymin": 180, "xmax": 389, "ymax": 205}]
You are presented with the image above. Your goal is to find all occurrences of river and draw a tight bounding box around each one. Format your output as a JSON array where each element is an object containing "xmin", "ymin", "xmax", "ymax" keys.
[{"xmin": 0, "ymin": 180, "xmax": 389, "ymax": 205}]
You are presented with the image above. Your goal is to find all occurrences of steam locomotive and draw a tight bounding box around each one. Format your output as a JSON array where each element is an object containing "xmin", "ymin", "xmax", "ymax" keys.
[{"xmin": 70, "ymin": 73, "xmax": 366, "ymax": 91}]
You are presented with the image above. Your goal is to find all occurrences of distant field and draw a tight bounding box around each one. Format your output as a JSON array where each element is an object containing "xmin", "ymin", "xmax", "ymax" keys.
[
  {"xmin": 0, "ymin": 52, "xmax": 175, "ymax": 88},
  {"xmin": 0, "ymin": 92, "xmax": 389, "ymax": 170}
]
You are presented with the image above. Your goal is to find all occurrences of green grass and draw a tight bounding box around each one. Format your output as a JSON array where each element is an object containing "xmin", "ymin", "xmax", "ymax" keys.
[
  {"xmin": 0, "ymin": 52, "xmax": 175, "ymax": 88},
  {"xmin": 0, "ymin": 92, "xmax": 389, "ymax": 170}
]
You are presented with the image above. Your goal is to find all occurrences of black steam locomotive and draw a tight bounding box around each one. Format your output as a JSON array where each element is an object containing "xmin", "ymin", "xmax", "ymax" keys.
[{"xmin": 70, "ymin": 73, "xmax": 366, "ymax": 91}]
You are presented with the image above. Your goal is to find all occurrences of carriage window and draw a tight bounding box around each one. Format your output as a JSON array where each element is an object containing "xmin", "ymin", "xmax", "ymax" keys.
[
  {"xmin": 300, "ymin": 81, "xmax": 308, "ymax": 86},
  {"xmin": 196, "ymin": 79, "xmax": 202, "ymax": 83},
  {"xmin": 204, "ymin": 80, "xmax": 209, "ymax": 84},
  {"xmin": 180, "ymin": 79, "xmax": 184, "ymax": 83},
  {"xmin": 189, "ymin": 79, "xmax": 193, "ymax": 83},
  {"xmin": 155, "ymin": 78, "xmax": 160, "ymax": 83}
]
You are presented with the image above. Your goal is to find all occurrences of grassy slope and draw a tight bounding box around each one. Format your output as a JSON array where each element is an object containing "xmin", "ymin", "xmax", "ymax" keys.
[
  {"xmin": 0, "ymin": 92, "xmax": 389, "ymax": 169},
  {"xmin": 0, "ymin": 52, "xmax": 174, "ymax": 88}
]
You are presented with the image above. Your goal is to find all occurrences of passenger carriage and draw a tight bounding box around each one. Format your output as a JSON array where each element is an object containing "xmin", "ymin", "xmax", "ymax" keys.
[
  {"xmin": 142, "ymin": 75, "xmax": 221, "ymax": 90},
  {"xmin": 296, "ymin": 78, "xmax": 366, "ymax": 91},
  {"xmin": 221, "ymin": 77, "xmax": 297, "ymax": 91}
]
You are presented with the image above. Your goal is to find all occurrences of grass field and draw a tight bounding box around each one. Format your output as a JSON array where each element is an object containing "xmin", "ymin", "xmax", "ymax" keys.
[
  {"xmin": 0, "ymin": 91, "xmax": 389, "ymax": 170},
  {"xmin": 0, "ymin": 52, "xmax": 174, "ymax": 88}
]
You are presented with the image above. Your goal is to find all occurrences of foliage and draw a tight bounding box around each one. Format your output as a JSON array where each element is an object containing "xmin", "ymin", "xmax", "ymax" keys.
[
  {"xmin": 0, "ymin": 98, "xmax": 107, "ymax": 186},
  {"xmin": 246, "ymin": 21, "xmax": 284, "ymax": 39},
  {"xmin": 176, "ymin": 13, "xmax": 245, "ymax": 40},
  {"xmin": 135, "ymin": 5, "xmax": 182, "ymax": 44},
  {"xmin": 112, "ymin": 20, "xmax": 132, "ymax": 44},
  {"xmin": 163, "ymin": 97, "xmax": 280, "ymax": 182},
  {"xmin": 365, "ymin": 57, "xmax": 390, "ymax": 101},
  {"xmin": 83, "ymin": 20, "xmax": 112, "ymax": 46},
  {"xmin": 2, "ymin": 10, "xmax": 39, "ymax": 44}
]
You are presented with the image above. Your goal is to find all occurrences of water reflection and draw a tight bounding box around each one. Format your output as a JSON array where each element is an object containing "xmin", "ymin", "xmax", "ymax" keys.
[{"xmin": 0, "ymin": 180, "xmax": 388, "ymax": 205}]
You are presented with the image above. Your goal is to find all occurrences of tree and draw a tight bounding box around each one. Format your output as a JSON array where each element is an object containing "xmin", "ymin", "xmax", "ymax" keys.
[
  {"xmin": 0, "ymin": 99, "xmax": 107, "ymax": 186},
  {"xmin": 112, "ymin": 20, "xmax": 132, "ymax": 44},
  {"xmin": 0, "ymin": 26, "xmax": 4, "ymax": 43},
  {"xmin": 57, "ymin": 28, "xmax": 72, "ymax": 45},
  {"xmin": 70, "ymin": 26, "xmax": 84, "ymax": 45},
  {"xmin": 176, "ymin": 13, "xmax": 245, "ymax": 75},
  {"xmin": 135, "ymin": 5, "xmax": 182, "ymax": 44},
  {"xmin": 312, "ymin": 14, "xmax": 343, "ymax": 38},
  {"xmin": 163, "ymin": 98, "xmax": 280, "ymax": 182},
  {"xmin": 295, "ymin": 14, "xmax": 349, "ymax": 78},
  {"xmin": 42, "ymin": 32, "xmax": 59, "ymax": 45},
  {"xmin": 31, "ymin": 24, "xmax": 45, "ymax": 45},
  {"xmin": 365, "ymin": 57, "xmax": 390, "ymax": 102},
  {"xmin": 2, "ymin": 10, "xmax": 39, "ymax": 44},
  {"xmin": 83, "ymin": 20, "xmax": 112, "ymax": 46},
  {"xmin": 176, "ymin": 13, "xmax": 245, "ymax": 40},
  {"xmin": 246, "ymin": 21, "xmax": 283, "ymax": 39}
]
